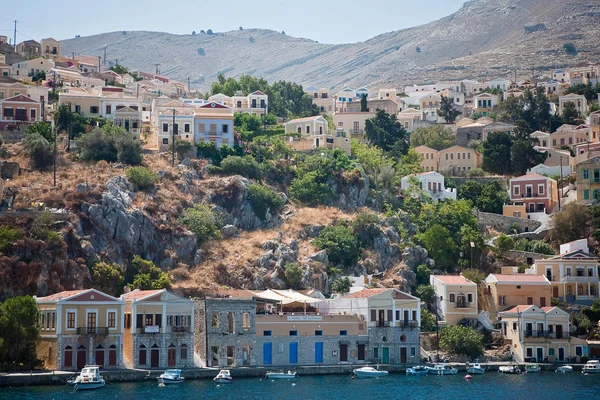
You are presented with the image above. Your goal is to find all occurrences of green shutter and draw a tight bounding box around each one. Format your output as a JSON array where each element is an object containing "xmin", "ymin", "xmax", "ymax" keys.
[{"xmin": 584, "ymin": 190, "xmax": 590, "ymax": 200}]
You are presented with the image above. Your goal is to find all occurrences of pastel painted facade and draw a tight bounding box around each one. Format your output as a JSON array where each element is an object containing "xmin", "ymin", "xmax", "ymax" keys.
[
  {"xmin": 41, "ymin": 38, "xmax": 61, "ymax": 60},
  {"xmin": 414, "ymin": 145, "xmax": 439, "ymax": 172},
  {"xmin": 484, "ymin": 274, "xmax": 552, "ymax": 321},
  {"xmin": 377, "ymin": 88, "xmax": 398, "ymax": 102},
  {"xmin": 305, "ymin": 86, "xmax": 333, "ymax": 114},
  {"xmin": 334, "ymin": 88, "xmax": 356, "ymax": 113},
  {"xmin": 332, "ymin": 111, "xmax": 376, "ymax": 142},
  {"xmin": 590, "ymin": 110, "xmax": 600, "ymax": 142},
  {"xmin": 205, "ymin": 91, "xmax": 268, "ymax": 115},
  {"xmin": 154, "ymin": 99, "xmax": 197, "ymax": 147},
  {"xmin": 58, "ymin": 88, "xmax": 101, "ymax": 118},
  {"xmin": 397, "ymin": 108, "xmax": 423, "ymax": 132},
  {"xmin": 419, "ymin": 94, "xmax": 441, "ymax": 122},
  {"xmin": 17, "ymin": 40, "xmax": 41, "ymax": 58},
  {"xmin": 400, "ymin": 171, "xmax": 457, "ymax": 202},
  {"xmin": 509, "ymin": 173, "xmax": 558, "ymax": 214},
  {"xmin": 499, "ymin": 305, "xmax": 586, "ymax": 363},
  {"xmin": 0, "ymin": 77, "xmax": 29, "ymax": 100},
  {"xmin": 575, "ymin": 156, "xmax": 600, "ymax": 203},
  {"xmin": 35, "ymin": 289, "xmax": 125, "ymax": 371},
  {"xmin": 502, "ymin": 204, "xmax": 527, "ymax": 218},
  {"xmin": 121, "ymin": 289, "xmax": 195, "ymax": 369},
  {"xmin": 437, "ymin": 146, "xmax": 482, "ymax": 176},
  {"xmin": 11, "ymin": 58, "xmax": 54, "ymax": 79},
  {"xmin": 473, "ymin": 93, "xmax": 499, "ymax": 116},
  {"xmin": 194, "ymin": 102, "xmax": 235, "ymax": 147},
  {"xmin": 285, "ymin": 115, "xmax": 328, "ymax": 135},
  {"xmin": 99, "ymin": 87, "xmax": 142, "ymax": 120},
  {"xmin": 485, "ymin": 78, "xmax": 511, "ymax": 91},
  {"xmin": 559, "ymin": 93, "xmax": 588, "ymax": 115},
  {"xmin": 0, "ymin": 94, "xmax": 41, "ymax": 123},
  {"xmin": 553, "ymin": 69, "xmax": 570, "ymax": 84},
  {"xmin": 430, "ymin": 275, "xmax": 478, "ymax": 325}
]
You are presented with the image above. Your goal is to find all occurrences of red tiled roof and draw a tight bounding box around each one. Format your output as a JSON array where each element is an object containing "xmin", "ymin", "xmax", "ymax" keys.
[
  {"xmin": 541, "ymin": 306, "xmax": 556, "ymax": 312},
  {"xmin": 343, "ymin": 288, "xmax": 389, "ymax": 298},
  {"xmin": 121, "ymin": 289, "xmax": 163, "ymax": 301},
  {"xmin": 37, "ymin": 290, "xmax": 88, "ymax": 301},
  {"xmin": 433, "ymin": 275, "xmax": 475, "ymax": 285},
  {"xmin": 501, "ymin": 305, "xmax": 534, "ymax": 313},
  {"xmin": 2, "ymin": 94, "xmax": 39, "ymax": 103},
  {"xmin": 490, "ymin": 274, "xmax": 548, "ymax": 283}
]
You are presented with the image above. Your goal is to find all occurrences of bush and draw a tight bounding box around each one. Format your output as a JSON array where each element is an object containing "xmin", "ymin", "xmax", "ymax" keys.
[
  {"xmin": 331, "ymin": 276, "xmax": 351, "ymax": 294},
  {"xmin": 421, "ymin": 309, "xmax": 436, "ymax": 332},
  {"xmin": 0, "ymin": 226, "xmax": 23, "ymax": 252},
  {"xmin": 284, "ymin": 262, "xmax": 302, "ymax": 289},
  {"xmin": 217, "ymin": 156, "xmax": 261, "ymax": 179},
  {"xmin": 416, "ymin": 264, "xmax": 432, "ymax": 286},
  {"xmin": 563, "ymin": 42, "xmax": 577, "ymax": 55},
  {"xmin": 467, "ymin": 168, "xmax": 484, "ymax": 178},
  {"xmin": 90, "ymin": 262, "xmax": 125, "ymax": 296},
  {"xmin": 352, "ymin": 212, "xmax": 382, "ymax": 247},
  {"xmin": 25, "ymin": 122, "xmax": 53, "ymax": 143},
  {"xmin": 116, "ymin": 135, "xmax": 143, "ymax": 165},
  {"xmin": 314, "ymin": 225, "xmax": 361, "ymax": 266},
  {"xmin": 23, "ymin": 131, "xmax": 53, "ymax": 170},
  {"xmin": 129, "ymin": 256, "xmax": 170, "ymax": 290},
  {"xmin": 76, "ymin": 125, "xmax": 142, "ymax": 165},
  {"xmin": 181, "ymin": 204, "xmax": 220, "ymax": 243},
  {"xmin": 126, "ymin": 167, "xmax": 157, "ymax": 191},
  {"xmin": 289, "ymin": 171, "xmax": 329, "ymax": 205},
  {"xmin": 173, "ymin": 140, "xmax": 193, "ymax": 160},
  {"xmin": 496, "ymin": 234, "xmax": 514, "ymax": 254},
  {"xmin": 462, "ymin": 268, "xmax": 486, "ymax": 284},
  {"xmin": 247, "ymin": 183, "xmax": 284, "ymax": 219},
  {"xmin": 439, "ymin": 325, "xmax": 484, "ymax": 358}
]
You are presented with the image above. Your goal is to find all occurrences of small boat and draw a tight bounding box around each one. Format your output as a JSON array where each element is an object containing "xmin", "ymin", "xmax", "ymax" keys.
[
  {"xmin": 526, "ymin": 364, "xmax": 541, "ymax": 373},
  {"xmin": 158, "ymin": 369, "xmax": 184, "ymax": 384},
  {"xmin": 406, "ymin": 366, "xmax": 429, "ymax": 376},
  {"xmin": 467, "ymin": 363, "xmax": 486, "ymax": 374},
  {"xmin": 556, "ymin": 365, "xmax": 573, "ymax": 373},
  {"xmin": 427, "ymin": 364, "xmax": 458, "ymax": 375},
  {"xmin": 583, "ymin": 360, "xmax": 600, "ymax": 374},
  {"xmin": 72, "ymin": 365, "xmax": 105, "ymax": 391},
  {"xmin": 352, "ymin": 366, "xmax": 389, "ymax": 379},
  {"xmin": 265, "ymin": 370, "xmax": 297, "ymax": 379},
  {"xmin": 499, "ymin": 364, "xmax": 522, "ymax": 374},
  {"xmin": 214, "ymin": 369, "xmax": 233, "ymax": 383}
]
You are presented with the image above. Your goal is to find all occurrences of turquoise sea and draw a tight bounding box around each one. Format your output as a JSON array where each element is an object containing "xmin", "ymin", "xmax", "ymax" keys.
[{"xmin": 2, "ymin": 372, "xmax": 599, "ymax": 400}]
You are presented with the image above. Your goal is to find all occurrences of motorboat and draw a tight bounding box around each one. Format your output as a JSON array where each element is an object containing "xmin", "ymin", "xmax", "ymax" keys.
[
  {"xmin": 499, "ymin": 364, "xmax": 522, "ymax": 374},
  {"xmin": 556, "ymin": 365, "xmax": 573, "ymax": 373},
  {"xmin": 467, "ymin": 363, "xmax": 486, "ymax": 374},
  {"xmin": 265, "ymin": 370, "xmax": 297, "ymax": 379},
  {"xmin": 406, "ymin": 366, "xmax": 429, "ymax": 376},
  {"xmin": 427, "ymin": 364, "xmax": 458, "ymax": 375},
  {"xmin": 525, "ymin": 364, "xmax": 541, "ymax": 373},
  {"xmin": 583, "ymin": 360, "xmax": 600, "ymax": 374},
  {"xmin": 352, "ymin": 366, "xmax": 389, "ymax": 379},
  {"xmin": 158, "ymin": 369, "xmax": 184, "ymax": 384},
  {"xmin": 71, "ymin": 365, "xmax": 105, "ymax": 390},
  {"xmin": 214, "ymin": 369, "xmax": 233, "ymax": 383}
]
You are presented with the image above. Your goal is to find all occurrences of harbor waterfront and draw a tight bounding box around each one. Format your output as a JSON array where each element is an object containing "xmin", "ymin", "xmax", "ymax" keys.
[{"xmin": 2, "ymin": 370, "xmax": 600, "ymax": 400}]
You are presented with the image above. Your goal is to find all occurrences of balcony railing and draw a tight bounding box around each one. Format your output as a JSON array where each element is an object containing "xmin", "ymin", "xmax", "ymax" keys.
[
  {"xmin": 77, "ymin": 327, "xmax": 109, "ymax": 335},
  {"xmin": 376, "ymin": 321, "xmax": 391, "ymax": 328},
  {"xmin": 521, "ymin": 193, "xmax": 540, "ymax": 198},
  {"xmin": 561, "ymin": 275, "xmax": 598, "ymax": 283},
  {"xmin": 399, "ymin": 320, "xmax": 420, "ymax": 329},
  {"xmin": 350, "ymin": 129, "xmax": 364, "ymax": 134},
  {"xmin": 138, "ymin": 325, "xmax": 160, "ymax": 334},
  {"xmin": 524, "ymin": 330, "xmax": 570, "ymax": 339},
  {"xmin": 171, "ymin": 326, "xmax": 191, "ymax": 333},
  {"xmin": 454, "ymin": 301, "xmax": 471, "ymax": 309}
]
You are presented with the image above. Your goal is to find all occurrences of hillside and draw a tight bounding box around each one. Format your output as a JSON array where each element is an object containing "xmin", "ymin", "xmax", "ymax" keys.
[{"xmin": 60, "ymin": 0, "xmax": 600, "ymax": 90}]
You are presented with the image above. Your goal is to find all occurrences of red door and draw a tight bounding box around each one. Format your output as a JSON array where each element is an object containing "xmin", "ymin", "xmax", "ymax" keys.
[
  {"xmin": 64, "ymin": 348, "xmax": 73, "ymax": 368},
  {"xmin": 108, "ymin": 346, "xmax": 117, "ymax": 367},
  {"xmin": 151, "ymin": 349, "xmax": 160, "ymax": 368},
  {"xmin": 77, "ymin": 349, "xmax": 86, "ymax": 370},
  {"xmin": 95, "ymin": 349, "xmax": 104, "ymax": 367},
  {"xmin": 168, "ymin": 348, "xmax": 176, "ymax": 367},
  {"xmin": 400, "ymin": 347, "xmax": 407, "ymax": 363}
]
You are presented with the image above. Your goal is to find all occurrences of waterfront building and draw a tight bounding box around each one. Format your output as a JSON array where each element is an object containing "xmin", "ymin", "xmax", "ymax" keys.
[
  {"xmin": 484, "ymin": 274, "xmax": 551, "ymax": 322},
  {"xmin": 430, "ymin": 275, "xmax": 478, "ymax": 325}
]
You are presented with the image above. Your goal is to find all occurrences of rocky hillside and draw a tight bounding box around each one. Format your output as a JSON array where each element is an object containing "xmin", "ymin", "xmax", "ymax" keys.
[{"xmin": 61, "ymin": 0, "xmax": 600, "ymax": 90}]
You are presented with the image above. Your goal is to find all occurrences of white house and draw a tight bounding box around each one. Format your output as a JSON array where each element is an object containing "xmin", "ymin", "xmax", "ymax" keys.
[
  {"xmin": 430, "ymin": 275, "xmax": 478, "ymax": 325},
  {"xmin": 284, "ymin": 115, "xmax": 328, "ymax": 135},
  {"xmin": 11, "ymin": 57, "xmax": 55, "ymax": 79},
  {"xmin": 485, "ymin": 78, "xmax": 511, "ymax": 91},
  {"xmin": 400, "ymin": 171, "xmax": 457, "ymax": 202}
]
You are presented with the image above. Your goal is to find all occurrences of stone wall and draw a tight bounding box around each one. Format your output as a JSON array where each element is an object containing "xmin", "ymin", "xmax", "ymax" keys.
[
  {"xmin": 504, "ymin": 250, "xmax": 552, "ymax": 265},
  {"xmin": 367, "ymin": 326, "xmax": 421, "ymax": 364},
  {"xmin": 131, "ymin": 332, "xmax": 194, "ymax": 369},
  {"xmin": 58, "ymin": 333, "xmax": 123, "ymax": 371},
  {"xmin": 475, "ymin": 210, "xmax": 541, "ymax": 234}
]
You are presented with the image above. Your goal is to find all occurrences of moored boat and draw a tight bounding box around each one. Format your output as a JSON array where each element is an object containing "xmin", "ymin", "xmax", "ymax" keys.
[
  {"xmin": 406, "ymin": 366, "xmax": 429, "ymax": 376},
  {"xmin": 427, "ymin": 364, "xmax": 458, "ymax": 375},
  {"xmin": 556, "ymin": 365, "xmax": 573, "ymax": 373},
  {"xmin": 265, "ymin": 370, "xmax": 297, "ymax": 379},
  {"xmin": 466, "ymin": 363, "xmax": 486, "ymax": 374},
  {"xmin": 525, "ymin": 364, "xmax": 541, "ymax": 373},
  {"xmin": 352, "ymin": 366, "xmax": 389, "ymax": 379},
  {"xmin": 158, "ymin": 369, "xmax": 184, "ymax": 384},
  {"xmin": 499, "ymin": 364, "xmax": 522, "ymax": 374},
  {"xmin": 72, "ymin": 365, "xmax": 105, "ymax": 391},
  {"xmin": 214, "ymin": 369, "xmax": 233, "ymax": 383},
  {"xmin": 583, "ymin": 360, "xmax": 600, "ymax": 374}
]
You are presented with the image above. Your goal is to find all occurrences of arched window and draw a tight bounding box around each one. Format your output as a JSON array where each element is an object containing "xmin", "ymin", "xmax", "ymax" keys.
[{"xmin": 139, "ymin": 344, "xmax": 147, "ymax": 365}]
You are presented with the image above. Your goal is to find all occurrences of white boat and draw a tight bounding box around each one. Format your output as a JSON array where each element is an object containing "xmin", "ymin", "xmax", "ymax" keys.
[
  {"xmin": 214, "ymin": 369, "xmax": 233, "ymax": 383},
  {"xmin": 526, "ymin": 364, "xmax": 541, "ymax": 373},
  {"xmin": 352, "ymin": 366, "xmax": 389, "ymax": 379},
  {"xmin": 556, "ymin": 365, "xmax": 573, "ymax": 373},
  {"xmin": 427, "ymin": 364, "xmax": 458, "ymax": 375},
  {"xmin": 72, "ymin": 365, "xmax": 105, "ymax": 391},
  {"xmin": 265, "ymin": 370, "xmax": 297, "ymax": 379},
  {"xmin": 467, "ymin": 363, "xmax": 486, "ymax": 374},
  {"xmin": 158, "ymin": 369, "xmax": 184, "ymax": 384},
  {"xmin": 583, "ymin": 360, "xmax": 600, "ymax": 374},
  {"xmin": 406, "ymin": 366, "xmax": 429, "ymax": 376},
  {"xmin": 499, "ymin": 364, "xmax": 522, "ymax": 374}
]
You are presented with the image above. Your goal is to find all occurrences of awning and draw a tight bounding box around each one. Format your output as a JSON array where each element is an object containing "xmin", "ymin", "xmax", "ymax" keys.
[
  {"xmin": 250, "ymin": 289, "xmax": 323, "ymax": 305},
  {"xmin": 339, "ymin": 340, "xmax": 350, "ymax": 345}
]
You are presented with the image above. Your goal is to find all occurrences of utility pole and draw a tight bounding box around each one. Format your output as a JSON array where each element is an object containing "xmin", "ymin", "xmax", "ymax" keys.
[
  {"xmin": 98, "ymin": 56, "xmax": 101, "ymax": 73},
  {"xmin": 52, "ymin": 120, "xmax": 56, "ymax": 187},
  {"xmin": 67, "ymin": 102, "xmax": 72, "ymax": 152},
  {"xmin": 154, "ymin": 64, "xmax": 160, "ymax": 75},
  {"xmin": 41, "ymin": 98, "xmax": 45, "ymax": 121},
  {"xmin": 172, "ymin": 108, "xmax": 176, "ymax": 166},
  {"xmin": 558, "ymin": 155, "xmax": 563, "ymax": 211},
  {"xmin": 13, "ymin": 20, "xmax": 17, "ymax": 52},
  {"xmin": 103, "ymin": 45, "xmax": 107, "ymax": 65},
  {"xmin": 187, "ymin": 77, "xmax": 190, "ymax": 94}
]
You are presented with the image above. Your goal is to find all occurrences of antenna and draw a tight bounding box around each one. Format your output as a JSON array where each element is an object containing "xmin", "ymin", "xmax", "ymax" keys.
[
  {"xmin": 154, "ymin": 63, "xmax": 161, "ymax": 75},
  {"xmin": 13, "ymin": 20, "xmax": 17, "ymax": 51}
]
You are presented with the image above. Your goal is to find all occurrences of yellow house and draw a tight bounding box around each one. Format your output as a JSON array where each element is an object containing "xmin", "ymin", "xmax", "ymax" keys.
[
  {"xmin": 430, "ymin": 275, "xmax": 478, "ymax": 325},
  {"xmin": 414, "ymin": 145, "xmax": 439, "ymax": 172},
  {"xmin": 35, "ymin": 289, "xmax": 125, "ymax": 371},
  {"xmin": 438, "ymin": 146, "xmax": 482, "ymax": 176},
  {"xmin": 484, "ymin": 274, "xmax": 551, "ymax": 321},
  {"xmin": 121, "ymin": 289, "xmax": 195, "ymax": 369},
  {"xmin": 397, "ymin": 108, "xmax": 423, "ymax": 132},
  {"xmin": 502, "ymin": 204, "xmax": 527, "ymax": 219},
  {"xmin": 499, "ymin": 305, "xmax": 587, "ymax": 363}
]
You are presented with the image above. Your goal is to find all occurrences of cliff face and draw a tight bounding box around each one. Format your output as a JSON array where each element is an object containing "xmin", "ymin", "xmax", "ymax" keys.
[{"xmin": 61, "ymin": 0, "xmax": 600, "ymax": 90}]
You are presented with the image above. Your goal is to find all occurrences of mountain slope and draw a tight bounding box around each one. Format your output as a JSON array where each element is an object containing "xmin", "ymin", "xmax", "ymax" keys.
[{"xmin": 61, "ymin": 0, "xmax": 600, "ymax": 90}]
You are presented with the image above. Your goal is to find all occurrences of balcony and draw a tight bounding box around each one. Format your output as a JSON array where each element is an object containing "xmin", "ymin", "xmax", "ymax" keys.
[
  {"xmin": 454, "ymin": 301, "xmax": 471, "ymax": 309},
  {"xmin": 376, "ymin": 321, "xmax": 391, "ymax": 328},
  {"xmin": 521, "ymin": 193, "xmax": 541, "ymax": 198},
  {"xmin": 524, "ymin": 330, "xmax": 570, "ymax": 339},
  {"xmin": 76, "ymin": 327, "xmax": 109, "ymax": 335},
  {"xmin": 561, "ymin": 275, "xmax": 598, "ymax": 283},
  {"xmin": 350, "ymin": 129, "xmax": 364, "ymax": 135},
  {"xmin": 138, "ymin": 325, "xmax": 160, "ymax": 334},
  {"xmin": 171, "ymin": 326, "xmax": 191, "ymax": 333},
  {"xmin": 399, "ymin": 320, "xmax": 420, "ymax": 329}
]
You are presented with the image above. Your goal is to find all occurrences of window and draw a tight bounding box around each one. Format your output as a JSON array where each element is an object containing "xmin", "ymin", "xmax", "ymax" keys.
[
  {"xmin": 222, "ymin": 124, "xmax": 229, "ymax": 134},
  {"xmin": 3, "ymin": 108, "xmax": 13, "ymax": 118},
  {"xmin": 162, "ymin": 123, "xmax": 169, "ymax": 132},
  {"xmin": 411, "ymin": 347, "xmax": 416, "ymax": 357},
  {"xmin": 30, "ymin": 109, "xmax": 36, "ymax": 119},
  {"xmin": 108, "ymin": 312, "xmax": 116, "ymax": 328},
  {"xmin": 289, "ymin": 330, "xmax": 298, "ymax": 336},
  {"xmin": 513, "ymin": 322, "xmax": 517, "ymax": 330},
  {"xmin": 538, "ymin": 184, "xmax": 544, "ymax": 195},
  {"xmin": 243, "ymin": 313, "xmax": 250, "ymax": 330},
  {"xmin": 211, "ymin": 312, "xmax": 219, "ymax": 328},
  {"xmin": 340, "ymin": 330, "xmax": 348, "ymax": 336},
  {"xmin": 395, "ymin": 310, "xmax": 400, "ymax": 320},
  {"xmin": 145, "ymin": 314, "xmax": 153, "ymax": 326},
  {"xmin": 162, "ymin": 138, "xmax": 168, "ymax": 145},
  {"xmin": 499, "ymin": 296, "xmax": 506, "ymax": 306},
  {"xmin": 467, "ymin": 293, "xmax": 473, "ymax": 303},
  {"xmin": 513, "ymin": 186, "xmax": 520, "ymax": 196},
  {"xmin": 263, "ymin": 330, "xmax": 272, "ymax": 336},
  {"xmin": 449, "ymin": 293, "xmax": 455, "ymax": 303},
  {"xmin": 527, "ymin": 297, "xmax": 533, "ymax": 305},
  {"xmin": 227, "ymin": 312, "xmax": 234, "ymax": 334},
  {"xmin": 106, "ymin": 105, "xmax": 112, "ymax": 114},
  {"xmin": 549, "ymin": 348, "xmax": 555, "ymax": 356},
  {"xmin": 181, "ymin": 344, "xmax": 188, "ymax": 360},
  {"xmin": 51, "ymin": 312, "xmax": 56, "ymax": 329},
  {"xmin": 125, "ymin": 313, "xmax": 132, "ymax": 329},
  {"xmin": 516, "ymin": 285, "xmax": 521, "ymax": 289},
  {"xmin": 370, "ymin": 309, "xmax": 376, "ymax": 322},
  {"xmin": 315, "ymin": 330, "xmax": 323, "ymax": 336},
  {"xmin": 184, "ymin": 124, "xmax": 190, "ymax": 133}
]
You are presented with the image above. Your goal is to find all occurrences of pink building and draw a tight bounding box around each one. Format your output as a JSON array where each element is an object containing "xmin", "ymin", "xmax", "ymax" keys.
[{"xmin": 509, "ymin": 173, "xmax": 558, "ymax": 214}]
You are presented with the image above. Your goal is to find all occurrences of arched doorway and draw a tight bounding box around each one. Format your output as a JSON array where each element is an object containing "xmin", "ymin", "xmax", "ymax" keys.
[
  {"xmin": 180, "ymin": 344, "xmax": 188, "ymax": 365},
  {"xmin": 138, "ymin": 345, "xmax": 147, "ymax": 366},
  {"xmin": 150, "ymin": 344, "xmax": 160, "ymax": 368},
  {"xmin": 76, "ymin": 345, "xmax": 87, "ymax": 370},
  {"xmin": 108, "ymin": 345, "xmax": 117, "ymax": 367},
  {"xmin": 64, "ymin": 346, "xmax": 73, "ymax": 369},
  {"xmin": 95, "ymin": 345, "xmax": 104, "ymax": 367},
  {"xmin": 168, "ymin": 343, "xmax": 176, "ymax": 367}
]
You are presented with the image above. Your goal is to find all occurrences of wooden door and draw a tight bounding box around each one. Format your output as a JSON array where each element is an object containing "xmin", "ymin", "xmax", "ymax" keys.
[
  {"xmin": 95, "ymin": 349, "xmax": 104, "ymax": 367},
  {"xmin": 150, "ymin": 349, "xmax": 160, "ymax": 368},
  {"xmin": 340, "ymin": 345, "xmax": 348, "ymax": 362},
  {"xmin": 108, "ymin": 347, "xmax": 117, "ymax": 367},
  {"xmin": 553, "ymin": 286, "xmax": 559, "ymax": 297},
  {"xmin": 382, "ymin": 347, "xmax": 389, "ymax": 364},
  {"xmin": 400, "ymin": 347, "xmax": 407, "ymax": 363},
  {"xmin": 76, "ymin": 349, "xmax": 86, "ymax": 370},
  {"xmin": 168, "ymin": 348, "xmax": 176, "ymax": 367},
  {"xmin": 378, "ymin": 310, "xmax": 385, "ymax": 327},
  {"xmin": 556, "ymin": 324, "xmax": 563, "ymax": 339},
  {"xmin": 357, "ymin": 344, "xmax": 365, "ymax": 361}
]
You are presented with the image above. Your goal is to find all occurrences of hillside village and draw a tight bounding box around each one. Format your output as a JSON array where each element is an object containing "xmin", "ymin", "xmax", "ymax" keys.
[{"xmin": 3, "ymin": 30, "xmax": 600, "ymax": 376}]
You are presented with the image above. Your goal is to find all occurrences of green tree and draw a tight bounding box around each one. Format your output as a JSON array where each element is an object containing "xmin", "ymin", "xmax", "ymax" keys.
[
  {"xmin": 247, "ymin": 183, "xmax": 284, "ymax": 220},
  {"xmin": 439, "ymin": 325, "xmax": 484, "ymax": 358},
  {"xmin": 25, "ymin": 122, "xmax": 53, "ymax": 142},
  {"xmin": 511, "ymin": 138, "xmax": 546, "ymax": 176},
  {"xmin": 284, "ymin": 263, "xmax": 303, "ymax": 289},
  {"xmin": 437, "ymin": 95, "xmax": 460, "ymax": 123},
  {"xmin": 129, "ymin": 256, "xmax": 170, "ymax": 290},
  {"xmin": 173, "ymin": 140, "xmax": 193, "ymax": 160},
  {"xmin": 550, "ymin": 203, "xmax": 590, "ymax": 244},
  {"xmin": 416, "ymin": 284, "xmax": 436, "ymax": 311},
  {"xmin": 331, "ymin": 276, "xmax": 352, "ymax": 294},
  {"xmin": 563, "ymin": 42, "xmax": 577, "ymax": 55},
  {"xmin": 110, "ymin": 63, "xmax": 129, "ymax": 75},
  {"xmin": 365, "ymin": 109, "xmax": 409, "ymax": 153},
  {"xmin": 126, "ymin": 167, "xmax": 157, "ymax": 191},
  {"xmin": 496, "ymin": 234, "xmax": 514, "ymax": 254},
  {"xmin": 181, "ymin": 204, "xmax": 220, "ymax": 243},
  {"xmin": 90, "ymin": 262, "xmax": 125, "ymax": 296},
  {"xmin": 562, "ymin": 101, "xmax": 581, "ymax": 124},
  {"xmin": 216, "ymin": 155, "xmax": 262, "ymax": 180},
  {"xmin": 0, "ymin": 296, "xmax": 40, "ymax": 370},
  {"xmin": 409, "ymin": 124, "xmax": 455, "ymax": 150},
  {"xmin": 314, "ymin": 225, "xmax": 361, "ymax": 266},
  {"xmin": 420, "ymin": 309, "xmax": 436, "ymax": 331},
  {"xmin": 416, "ymin": 264, "xmax": 432, "ymax": 286},
  {"xmin": 352, "ymin": 212, "xmax": 382, "ymax": 247},
  {"xmin": 23, "ymin": 131, "xmax": 54, "ymax": 170},
  {"xmin": 462, "ymin": 268, "xmax": 486, "ymax": 284},
  {"xmin": 289, "ymin": 171, "xmax": 329, "ymax": 205},
  {"xmin": 360, "ymin": 93, "xmax": 369, "ymax": 112},
  {"xmin": 417, "ymin": 225, "xmax": 457, "ymax": 271},
  {"xmin": 478, "ymin": 181, "xmax": 510, "ymax": 213},
  {"xmin": 482, "ymin": 131, "xmax": 513, "ymax": 174}
]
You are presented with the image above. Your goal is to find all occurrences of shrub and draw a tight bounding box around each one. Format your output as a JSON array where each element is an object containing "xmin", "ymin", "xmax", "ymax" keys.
[
  {"xmin": 90, "ymin": 262, "xmax": 125, "ymax": 296},
  {"xmin": 440, "ymin": 325, "xmax": 484, "ymax": 358},
  {"xmin": 416, "ymin": 264, "xmax": 432, "ymax": 286},
  {"xmin": 129, "ymin": 255, "xmax": 170, "ymax": 290},
  {"xmin": 314, "ymin": 225, "xmax": 360, "ymax": 266},
  {"xmin": 352, "ymin": 212, "xmax": 381, "ymax": 247},
  {"xmin": 173, "ymin": 140, "xmax": 193, "ymax": 160},
  {"xmin": 247, "ymin": 183, "xmax": 284, "ymax": 219},
  {"xmin": 76, "ymin": 125, "xmax": 142, "ymax": 165},
  {"xmin": 496, "ymin": 234, "xmax": 514, "ymax": 254},
  {"xmin": 467, "ymin": 167, "xmax": 484, "ymax": 178},
  {"xmin": 289, "ymin": 171, "xmax": 329, "ymax": 205},
  {"xmin": 218, "ymin": 156, "xmax": 261, "ymax": 179},
  {"xmin": 0, "ymin": 226, "xmax": 23, "ymax": 252},
  {"xmin": 529, "ymin": 240, "xmax": 555, "ymax": 255},
  {"xmin": 462, "ymin": 268, "xmax": 486, "ymax": 284},
  {"xmin": 126, "ymin": 167, "xmax": 157, "ymax": 191},
  {"xmin": 116, "ymin": 135, "xmax": 143, "ymax": 165},
  {"xmin": 23, "ymin": 131, "xmax": 53, "ymax": 170},
  {"xmin": 181, "ymin": 204, "xmax": 220, "ymax": 243},
  {"xmin": 284, "ymin": 262, "xmax": 302, "ymax": 289},
  {"xmin": 25, "ymin": 122, "xmax": 53, "ymax": 143},
  {"xmin": 421, "ymin": 309, "xmax": 436, "ymax": 332},
  {"xmin": 331, "ymin": 276, "xmax": 351, "ymax": 294}
]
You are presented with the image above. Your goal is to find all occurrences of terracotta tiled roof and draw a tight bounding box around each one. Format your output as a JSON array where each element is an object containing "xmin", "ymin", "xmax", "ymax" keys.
[
  {"xmin": 37, "ymin": 290, "xmax": 88, "ymax": 301},
  {"xmin": 501, "ymin": 305, "xmax": 534, "ymax": 313},
  {"xmin": 343, "ymin": 288, "xmax": 389, "ymax": 298},
  {"xmin": 541, "ymin": 306, "xmax": 556, "ymax": 312},
  {"xmin": 432, "ymin": 275, "xmax": 475, "ymax": 285},
  {"xmin": 121, "ymin": 289, "xmax": 163, "ymax": 301}
]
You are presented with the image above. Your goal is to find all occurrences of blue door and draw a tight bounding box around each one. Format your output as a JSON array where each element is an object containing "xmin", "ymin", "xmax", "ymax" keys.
[
  {"xmin": 263, "ymin": 342, "xmax": 272, "ymax": 365},
  {"xmin": 290, "ymin": 342, "xmax": 298, "ymax": 364},
  {"xmin": 315, "ymin": 342, "xmax": 323, "ymax": 363}
]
